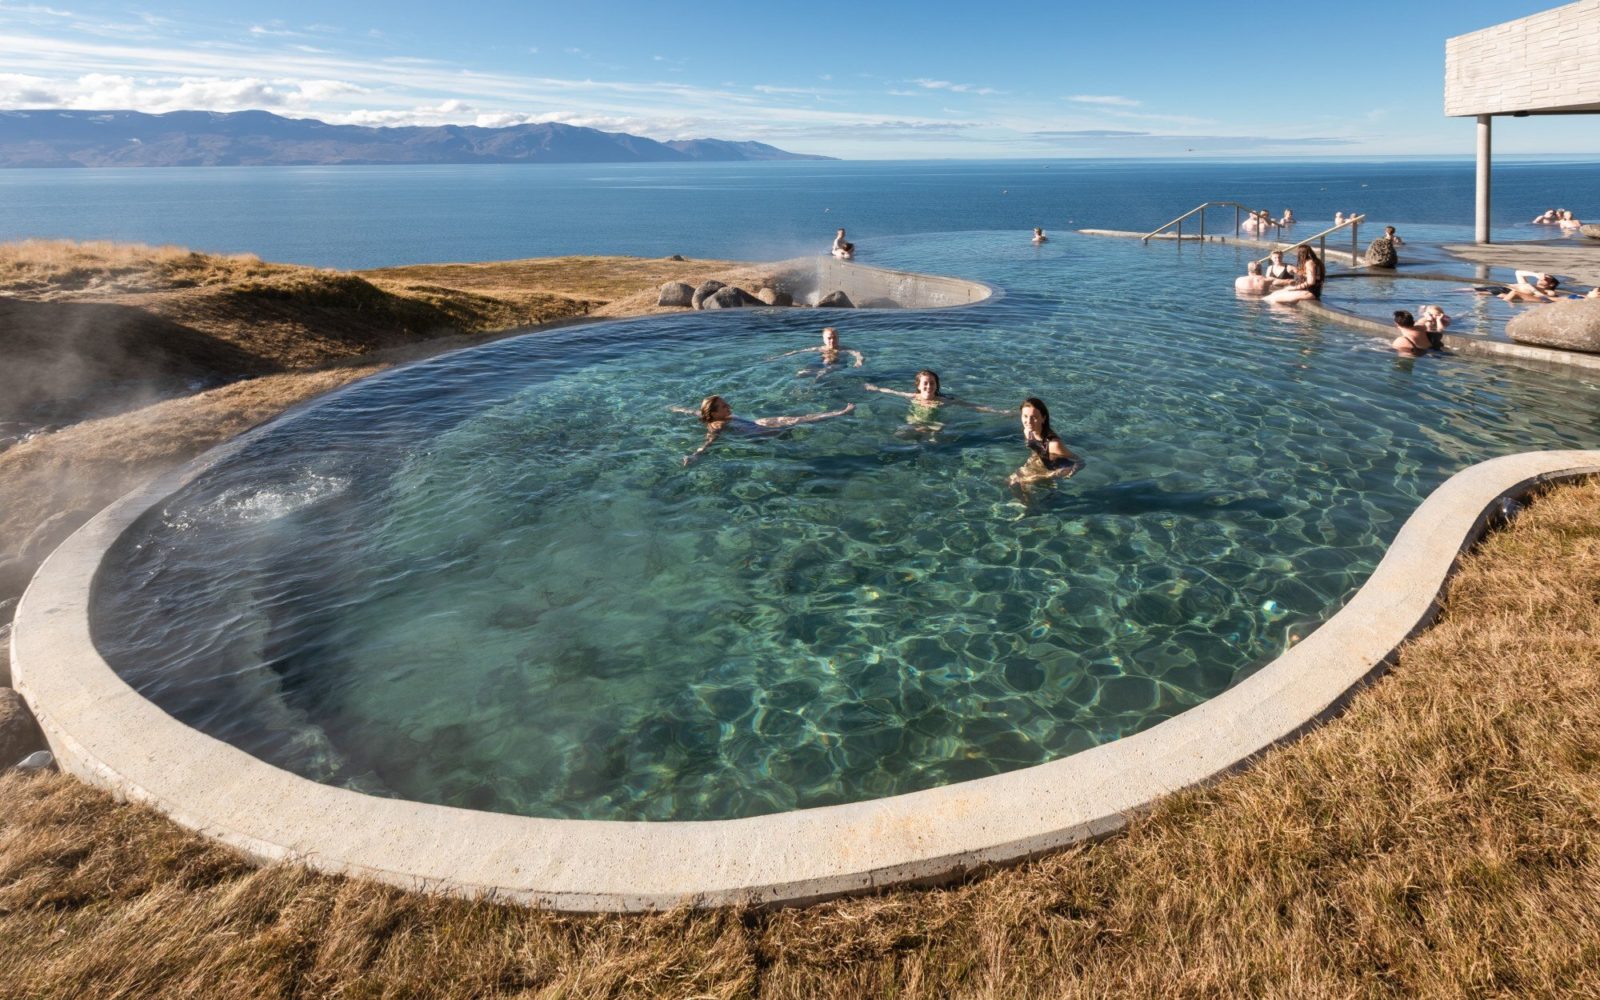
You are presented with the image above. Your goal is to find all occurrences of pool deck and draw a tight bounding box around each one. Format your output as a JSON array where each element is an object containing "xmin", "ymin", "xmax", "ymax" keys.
[{"xmin": 1442, "ymin": 237, "xmax": 1600, "ymax": 287}]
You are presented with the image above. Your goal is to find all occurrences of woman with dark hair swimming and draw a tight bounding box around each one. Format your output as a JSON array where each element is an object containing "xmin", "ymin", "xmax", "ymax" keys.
[
  {"xmin": 1008, "ymin": 396, "xmax": 1083, "ymax": 485},
  {"xmin": 674, "ymin": 395, "xmax": 853, "ymax": 466}
]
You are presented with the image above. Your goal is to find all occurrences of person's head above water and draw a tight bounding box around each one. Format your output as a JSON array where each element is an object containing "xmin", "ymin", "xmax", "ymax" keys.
[
  {"xmin": 1270, "ymin": 249, "xmax": 1284, "ymax": 260},
  {"xmin": 698, "ymin": 395, "xmax": 732, "ymax": 423},
  {"xmin": 914, "ymin": 369, "xmax": 941, "ymax": 398},
  {"xmin": 1384, "ymin": 226, "xmax": 1397, "ymax": 237},
  {"xmin": 1539, "ymin": 274, "xmax": 1561, "ymax": 290},
  {"xmin": 821, "ymin": 326, "xmax": 839, "ymax": 348},
  {"xmin": 1245, "ymin": 260, "xmax": 1263, "ymax": 275},
  {"xmin": 1393, "ymin": 309, "xmax": 1415, "ymax": 327},
  {"xmin": 1020, "ymin": 396, "xmax": 1058, "ymax": 442}
]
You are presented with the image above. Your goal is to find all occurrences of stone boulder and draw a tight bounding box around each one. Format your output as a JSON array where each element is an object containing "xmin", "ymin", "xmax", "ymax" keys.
[
  {"xmin": 1580, "ymin": 224, "xmax": 1600, "ymax": 241},
  {"xmin": 816, "ymin": 290, "xmax": 854, "ymax": 308},
  {"xmin": 691, "ymin": 280, "xmax": 726, "ymax": 309},
  {"xmin": 1365, "ymin": 237, "xmax": 1398, "ymax": 268},
  {"xmin": 755, "ymin": 287, "xmax": 793, "ymax": 307},
  {"xmin": 0, "ymin": 689, "xmax": 46, "ymax": 771},
  {"xmin": 1506, "ymin": 298, "xmax": 1600, "ymax": 354},
  {"xmin": 701, "ymin": 286, "xmax": 760, "ymax": 309},
  {"xmin": 657, "ymin": 281, "xmax": 695, "ymax": 307}
]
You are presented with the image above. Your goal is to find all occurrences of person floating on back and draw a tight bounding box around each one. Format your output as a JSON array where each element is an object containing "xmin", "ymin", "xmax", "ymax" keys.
[{"xmin": 674, "ymin": 395, "xmax": 853, "ymax": 466}]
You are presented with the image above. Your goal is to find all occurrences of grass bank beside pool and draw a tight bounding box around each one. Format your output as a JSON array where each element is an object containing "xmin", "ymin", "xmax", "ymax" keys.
[{"xmin": 2, "ymin": 478, "xmax": 1597, "ymax": 998}]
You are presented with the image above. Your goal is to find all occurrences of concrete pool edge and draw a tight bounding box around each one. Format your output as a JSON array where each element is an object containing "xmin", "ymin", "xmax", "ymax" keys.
[{"xmin": 13, "ymin": 450, "xmax": 1600, "ymax": 911}]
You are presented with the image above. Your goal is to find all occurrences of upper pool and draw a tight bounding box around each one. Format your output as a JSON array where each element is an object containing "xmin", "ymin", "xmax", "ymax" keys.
[{"xmin": 91, "ymin": 231, "xmax": 1600, "ymax": 822}]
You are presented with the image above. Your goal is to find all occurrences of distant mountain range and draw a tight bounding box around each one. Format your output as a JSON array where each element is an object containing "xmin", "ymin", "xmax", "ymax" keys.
[{"xmin": 0, "ymin": 110, "xmax": 834, "ymax": 167}]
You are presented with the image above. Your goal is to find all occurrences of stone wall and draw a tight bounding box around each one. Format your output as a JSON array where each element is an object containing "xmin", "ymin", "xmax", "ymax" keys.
[{"xmin": 1444, "ymin": 0, "xmax": 1600, "ymax": 117}]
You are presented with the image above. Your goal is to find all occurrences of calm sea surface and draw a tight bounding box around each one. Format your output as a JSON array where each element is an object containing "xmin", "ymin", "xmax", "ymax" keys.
[{"xmin": 3, "ymin": 158, "xmax": 1599, "ymax": 268}]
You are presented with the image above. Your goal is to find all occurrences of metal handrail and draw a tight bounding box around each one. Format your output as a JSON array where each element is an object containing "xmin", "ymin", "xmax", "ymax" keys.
[
  {"xmin": 1142, "ymin": 201, "xmax": 1284, "ymax": 244},
  {"xmin": 1253, "ymin": 214, "xmax": 1366, "ymax": 267}
]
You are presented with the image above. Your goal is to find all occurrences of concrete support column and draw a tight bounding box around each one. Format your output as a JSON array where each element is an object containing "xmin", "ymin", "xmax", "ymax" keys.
[{"xmin": 1475, "ymin": 115, "xmax": 1492, "ymax": 244}]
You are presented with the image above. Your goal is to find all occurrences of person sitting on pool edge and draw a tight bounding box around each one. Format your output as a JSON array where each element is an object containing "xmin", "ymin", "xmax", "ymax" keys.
[
  {"xmin": 768, "ymin": 326, "xmax": 864, "ymax": 373},
  {"xmin": 676, "ymin": 395, "xmax": 854, "ymax": 466},
  {"xmin": 863, "ymin": 369, "xmax": 1008, "ymax": 413},
  {"xmin": 1032, "ymin": 227, "xmax": 1047, "ymax": 243},
  {"xmin": 1390, "ymin": 310, "xmax": 1438, "ymax": 355},
  {"xmin": 1009, "ymin": 397, "xmax": 1083, "ymax": 485},
  {"xmin": 1234, "ymin": 260, "xmax": 1271, "ymax": 296},
  {"xmin": 1265, "ymin": 246, "xmax": 1324, "ymax": 304}
]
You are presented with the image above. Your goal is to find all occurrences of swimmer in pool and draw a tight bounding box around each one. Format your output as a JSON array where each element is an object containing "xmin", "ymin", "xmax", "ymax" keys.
[
  {"xmin": 675, "ymin": 395, "xmax": 854, "ymax": 466},
  {"xmin": 768, "ymin": 326, "xmax": 864, "ymax": 375},
  {"xmin": 1235, "ymin": 259, "xmax": 1271, "ymax": 296},
  {"xmin": 1032, "ymin": 227, "xmax": 1048, "ymax": 243},
  {"xmin": 1008, "ymin": 396, "xmax": 1083, "ymax": 485},
  {"xmin": 1417, "ymin": 304, "xmax": 1451, "ymax": 335},
  {"xmin": 1390, "ymin": 310, "xmax": 1437, "ymax": 355},
  {"xmin": 863, "ymin": 369, "xmax": 1008, "ymax": 417}
]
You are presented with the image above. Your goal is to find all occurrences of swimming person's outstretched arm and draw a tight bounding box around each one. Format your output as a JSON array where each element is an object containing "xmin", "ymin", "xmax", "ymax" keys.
[
  {"xmin": 947, "ymin": 396, "xmax": 1010, "ymax": 415},
  {"xmin": 1008, "ymin": 440, "xmax": 1084, "ymax": 485},
  {"xmin": 765, "ymin": 347, "xmax": 816, "ymax": 362},
  {"xmin": 683, "ymin": 426, "xmax": 723, "ymax": 466},
  {"xmin": 846, "ymin": 349, "xmax": 865, "ymax": 367},
  {"xmin": 754, "ymin": 402, "xmax": 855, "ymax": 428},
  {"xmin": 862, "ymin": 383, "xmax": 915, "ymax": 399}
]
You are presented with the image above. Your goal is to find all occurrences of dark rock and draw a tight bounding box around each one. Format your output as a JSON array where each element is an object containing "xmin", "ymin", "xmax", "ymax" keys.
[
  {"xmin": 20, "ymin": 509, "xmax": 93, "ymax": 566},
  {"xmin": 0, "ymin": 689, "xmax": 46, "ymax": 770},
  {"xmin": 691, "ymin": 280, "xmax": 726, "ymax": 309},
  {"xmin": 1506, "ymin": 298, "xmax": 1600, "ymax": 353},
  {"xmin": 1365, "ymin": 237, "xmax": 1398, "ymax": 268},
  {"xmin": 755, "ymin": 287, "xmax": 793, "ymax": 307},
  {"xmin": 1580, "ymin": 224, "xmax": 1600, "ymax": 241},
  {"xmin": 669, "ymin": 254, "xmax": 686, "ymax": 261},
  {"xmin": 816, "ymin": 290, "xmax": 854, "ymax": 308},
  {"xmin": 657, "ymin": 281, "xmax": 694, "ymax": 307},
  {"xmin": 702, "ymin": 286, "xmax": 760, "ymax": 309}
]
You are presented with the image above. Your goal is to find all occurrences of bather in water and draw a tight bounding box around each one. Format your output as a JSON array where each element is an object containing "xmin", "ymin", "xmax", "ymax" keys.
[
  {"xmin": 863, "ymin": 369, "xmax": 1006, "ymax": 434},
  {"xmin": 674, "ymin": 394, "xmax": 854, "ymax": 466},
  {"xmin": 768, "ymin": 326, "xmax": 864, "ymax": 377},
  {"xmin": 1008, "ymin": 396, "xmax": 1083, "ymax": 485}
]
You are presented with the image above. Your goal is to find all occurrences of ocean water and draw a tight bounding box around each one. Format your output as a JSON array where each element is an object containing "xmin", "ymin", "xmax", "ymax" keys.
[
  {"xmin": 91, "ymin": 229, "xmax": 1600, "ymax": 822},
  {"xmin": 3, "ymin": 158, "xmax": 1599, "ymax": 268}
]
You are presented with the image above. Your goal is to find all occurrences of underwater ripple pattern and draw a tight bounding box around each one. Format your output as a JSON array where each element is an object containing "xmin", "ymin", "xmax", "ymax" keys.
[{"xmin": 93, "ymin": 232, "xmax": 1600, "ymax": 821}]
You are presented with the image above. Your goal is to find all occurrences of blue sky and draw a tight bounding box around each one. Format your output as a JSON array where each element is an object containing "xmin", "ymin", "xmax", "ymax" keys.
[{"xmin": 1, "ymin": 0, "xmax": 1595, "ymax": 158}]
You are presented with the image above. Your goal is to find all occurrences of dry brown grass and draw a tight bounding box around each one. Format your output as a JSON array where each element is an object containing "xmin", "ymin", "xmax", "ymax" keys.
[
  {"xmin": 3, "ymin": 478, "xmax": 1599, "ymax": 998},
  {"xmin": 0, "ymin": 239, "xmax": 277, "ymax": 297}
]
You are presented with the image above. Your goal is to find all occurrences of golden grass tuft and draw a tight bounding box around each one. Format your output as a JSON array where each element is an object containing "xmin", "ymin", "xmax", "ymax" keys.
[
  {"xmin": 0, "ymin": 239, "xmax": 275, "ymax": 296},
  {"xmin": 3, "ymin": 478, "xmax": 1599, "ymax": 997}
]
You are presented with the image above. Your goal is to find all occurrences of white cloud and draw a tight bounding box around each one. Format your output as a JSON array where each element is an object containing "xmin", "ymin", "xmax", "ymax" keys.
[
  {"xmin": 1068, "ymin": 94, "xmax": 1140, "ymax": 107},
  {"xmin": 910, "ymin": 78, "xmax": 999, "ymax": 96}
]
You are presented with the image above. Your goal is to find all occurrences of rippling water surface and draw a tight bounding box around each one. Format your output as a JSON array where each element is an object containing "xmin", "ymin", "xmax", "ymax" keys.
[{"xmin": 93, "ymin": 231, "xmax": 1600, "ymax": 820}]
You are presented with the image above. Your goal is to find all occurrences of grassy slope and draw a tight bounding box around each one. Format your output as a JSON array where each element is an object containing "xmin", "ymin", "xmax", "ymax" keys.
[
  {"xmin": 1, "ymin": 477, "xmax": 1596, "ymax": 999},
  {"xmin": 0, "ymin": 241, "xmax": 755, "ymax": 593}
]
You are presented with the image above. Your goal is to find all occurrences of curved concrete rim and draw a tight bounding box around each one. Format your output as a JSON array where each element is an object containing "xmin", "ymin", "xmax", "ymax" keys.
[{"xmin": 14, "ymin": 449, "xmax": 1598, "ymax": 910}]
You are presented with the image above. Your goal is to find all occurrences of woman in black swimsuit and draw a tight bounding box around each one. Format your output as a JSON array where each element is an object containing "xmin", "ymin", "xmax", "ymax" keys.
[
  {"xmin": 1009, "ymin": 396, "xmax": 1083, "ymax": 485},
  {"xmin": 1265, "ymin": 246, "xmax": 1325, "ymax": 304}
]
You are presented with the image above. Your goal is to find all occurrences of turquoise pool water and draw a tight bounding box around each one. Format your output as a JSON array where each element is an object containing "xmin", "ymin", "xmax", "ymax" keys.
[{"xmin": 93, "ymin": 231, "xmax": 1600, "ymax": 821}]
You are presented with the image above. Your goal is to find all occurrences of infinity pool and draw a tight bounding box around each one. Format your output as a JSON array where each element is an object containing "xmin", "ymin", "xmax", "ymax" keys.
[{"xmin": 92, "ymin": 231, "xmax": 1600, "ymax": 821}]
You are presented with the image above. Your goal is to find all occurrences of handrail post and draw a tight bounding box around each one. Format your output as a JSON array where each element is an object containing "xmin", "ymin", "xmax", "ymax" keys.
[
  {"xmin": 1320, "ymin": 235, "xmax": 1327, "ymax": 259},
  {"xmin": 1199, "ymin": 206, "xmax": 1206, "ymax": 241},
  {"xmin": 1351, "ymin": 220, "xmax": 1359, "ymax": 266},
  {"xmin": 1235, "ymin": 205, "xmax": 1240, "ymax": 237},
  {"xmin": 1176, "ymin": 219, "xmax": 1181, "ymax": 243}
]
